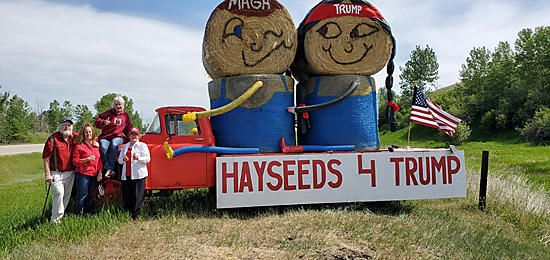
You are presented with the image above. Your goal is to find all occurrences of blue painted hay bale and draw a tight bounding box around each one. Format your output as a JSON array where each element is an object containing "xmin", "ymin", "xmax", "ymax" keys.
[
  {"xmin": 300, "ymin": 75, "xmax": 379, "ymax": 151},
  {"xmin": 209, "ymin": 74, "xmax": 295, "ymax": 153}
]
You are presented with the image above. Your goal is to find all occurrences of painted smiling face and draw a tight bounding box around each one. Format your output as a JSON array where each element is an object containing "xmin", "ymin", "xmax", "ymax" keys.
[
  {"xmin": 301, "ymin": 0, "xmax": 393, "ymax": 76},
  {"xmin": 203, "ymin": 0, "xmax": 297, "ymax": 79}
]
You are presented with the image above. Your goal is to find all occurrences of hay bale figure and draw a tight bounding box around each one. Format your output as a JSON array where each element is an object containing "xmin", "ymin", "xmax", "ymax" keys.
[
  {"xmin": 202, "ymin": 0, "xmax": 297, "ymax": 153},
  {"xmin": 292, "ymin": 0, "xmax": 397, "ymax": 151},
  {"xmin": 203, "ymin": 0, "xmax": 297, "ymax": 79},
  {"xmin": 209, "ymin": 74, "xmax": 294, "ymax": 152}
]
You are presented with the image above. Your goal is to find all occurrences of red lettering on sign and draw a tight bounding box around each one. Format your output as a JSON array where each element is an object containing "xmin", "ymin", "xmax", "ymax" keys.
[
  {"xmin": 419, "ymin": 157, "xmax": 431, "ymax": 185},
  {"xmin": 253, "ymin": 161, "xmax": 266, "ymax": 192},
  {"xmin": 239, "ymin": 162, "xmax": 253, "ymax": 192},
  {"xmin": 431, "ymin": 156, "xmax": 447, "ymax": 184},
  {"xmin": 267, "ymin": 161, "xmax": 282, "ymax": 191},
  {"xmin": 447, "ymin": 156, "xmax": 460, "ymax": 184},
  {"xmin": 327, "ymin": 159, "xmax": 342, "ymax": 188},
  {"xmin": 390, "ymin": 157, "xmax": 404, "ymax": 186},
  {"xmin": 222, "ymin": 162, "xmax": 238, "ymax": 193},
  {"xmin": 283, "ymin": 160, "xmax": 296, "ymax": 191},
  {"xmin": 297, "ymin": 160, "xmax": 311, "ymax": 190},
  {"xmin": 405, "ymin": 157, "xmax": 419, "ymax": 186},
  {"xmin": 358, "ymin": 155, "xmax": 376, "ymax": 187},
  {"xmin": 312, "ymin": 160, "xmax": 326, "ymax": 189}
]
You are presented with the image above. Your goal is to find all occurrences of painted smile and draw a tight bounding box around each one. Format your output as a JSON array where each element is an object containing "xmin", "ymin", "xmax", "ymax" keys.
[
  {"xmin": 322, "ymin": 42, "xmax": 373, "ymax": 65},
  {"xmin": 242, "ymin": 40, "xmax": 294, "ymax": 67}
]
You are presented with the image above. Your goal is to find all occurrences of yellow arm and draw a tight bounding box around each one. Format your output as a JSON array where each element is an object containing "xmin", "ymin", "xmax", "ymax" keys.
[{"xmin": 183, "ymin": 81, "xmax": 263, "ymax": 122}]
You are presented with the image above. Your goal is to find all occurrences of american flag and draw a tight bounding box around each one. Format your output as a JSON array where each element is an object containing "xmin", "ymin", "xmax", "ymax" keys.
[{"xmin": 410, "ymin": 86, "xmax": 461, "ymax": 136}]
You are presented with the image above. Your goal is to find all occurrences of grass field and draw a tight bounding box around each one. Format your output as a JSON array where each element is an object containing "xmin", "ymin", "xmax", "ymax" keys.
[{"xmin": 1, "ymin": 131, "xmax": 549, "ymax": 258}]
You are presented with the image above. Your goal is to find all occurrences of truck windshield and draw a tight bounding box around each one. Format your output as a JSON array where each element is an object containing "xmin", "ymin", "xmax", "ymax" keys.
[
  {"xmin": 146, "ymin": 113, "xmax": 162, "ymax": 134},
  {"xmin": 165, "ymin": 114, "xmax": 200, "ymax": 136}
]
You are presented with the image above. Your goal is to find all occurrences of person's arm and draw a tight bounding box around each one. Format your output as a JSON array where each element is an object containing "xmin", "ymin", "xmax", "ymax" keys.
[
  {"xmin": 96, "ymin": 150, "xmax": 103, "ymax": 181},
  {"xmin": 42, "ymin": 137, "xmax": 54, "ymax": 183},
  {"xmin": 94, "ymin": 113, "xmax": 104, "ymax": 129},
  {"xmin": 43, "ymin": 157, "xmax": 54, "ymax": 183},
  {"xmin": 117, "ymin": 145, "xmax": 126, "ymax": 165},
  {"xmin": 72, "ymin": 145, "xmax": 83, "ymax": 168},
  {"xmin": 123, "ymin": 113, "xmax": 133, "ymax": 137},
  {"xmin": 136, "ymin": 143, "xmax": 151, "ymax": 164}
]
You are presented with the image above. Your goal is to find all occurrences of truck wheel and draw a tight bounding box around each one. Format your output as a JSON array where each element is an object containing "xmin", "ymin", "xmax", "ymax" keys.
[{"xmin": 207, "ymin": 186, "xmax": 216, "ymax": 204}]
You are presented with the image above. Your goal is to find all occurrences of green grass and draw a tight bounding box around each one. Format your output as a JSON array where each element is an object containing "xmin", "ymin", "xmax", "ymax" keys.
[
  {"xmin": 381, "ymin": 126, "xmax": 550, "ymax": 192},
  {"xmin": 2, "ymin": 133, "xmax": 549, "ymax": 258},
  {"xmin": 0, "ymin": 154, "xmax": 130, "ymax": 255},
  {"xmin": 0, "ymin": 153, "xmax": 44, "ymax": 185}
]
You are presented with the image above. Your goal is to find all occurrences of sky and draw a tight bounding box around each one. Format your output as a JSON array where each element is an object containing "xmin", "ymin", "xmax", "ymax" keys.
[{"xmin": 1, "ymin": 0, "xmax": 550, "ymax": 123}]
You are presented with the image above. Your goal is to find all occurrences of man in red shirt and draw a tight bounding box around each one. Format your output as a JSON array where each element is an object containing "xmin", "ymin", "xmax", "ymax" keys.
[
  {"xmin": 94, "ymin": 96, "xmax": 132, "ymax": 178},
  {"xmin": 42, "ymin": 117, "xmax": 78, "ymax": 223}
]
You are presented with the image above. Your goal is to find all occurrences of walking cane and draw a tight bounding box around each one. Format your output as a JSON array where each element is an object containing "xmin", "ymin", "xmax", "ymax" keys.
[{"xmin": 40, "ymin": 182, "xmax": 51, "ymax": 223}]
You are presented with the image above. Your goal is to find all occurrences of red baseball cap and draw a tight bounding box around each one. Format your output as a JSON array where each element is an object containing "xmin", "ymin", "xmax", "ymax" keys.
[{"xmin": 129, "ymin": 127, "xmax": 140, "ymax": 135}]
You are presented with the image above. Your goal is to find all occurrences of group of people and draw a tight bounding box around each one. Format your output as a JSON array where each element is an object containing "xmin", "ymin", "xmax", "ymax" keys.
[{"xmin": 42, "ymin": 96, "xmax": 150, "ymax": 223}]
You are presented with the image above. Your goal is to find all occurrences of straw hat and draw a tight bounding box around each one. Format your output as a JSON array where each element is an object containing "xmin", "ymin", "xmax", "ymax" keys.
[{"xmin": 203, "ymin": 0, "xmax": 297, "ymax": 79}]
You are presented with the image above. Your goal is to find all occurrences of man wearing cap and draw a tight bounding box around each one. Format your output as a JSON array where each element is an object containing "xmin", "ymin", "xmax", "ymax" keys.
[{"xmin": 42, "ymin": 117, "xmax": 78, "ymax": 223}]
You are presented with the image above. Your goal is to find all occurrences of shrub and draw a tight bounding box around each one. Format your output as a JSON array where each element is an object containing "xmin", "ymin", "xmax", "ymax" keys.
[
  {"xmin": 442, "ymin": 121, "xmax": 471, "ymax": 145},
  {"xmin": 520, "ymin": 107, "xmax": 550, "ymax": 145}
]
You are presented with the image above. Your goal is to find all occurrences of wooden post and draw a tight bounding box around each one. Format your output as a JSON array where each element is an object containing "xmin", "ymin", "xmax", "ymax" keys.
[{"xmin": 478, "ymin": 151, "xmax": 489, "ymax": 211}]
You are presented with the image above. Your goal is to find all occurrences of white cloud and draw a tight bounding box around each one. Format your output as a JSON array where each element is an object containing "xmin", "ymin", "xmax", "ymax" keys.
[
  {"xmin": 373, "ymin": 0, "xmax": 550, "ymax": 91},
  {"xmin": 1, "ymin": 0, "xmax": 550, "ymax": 123},
  {"xmin": 0, "ymin": 0, "xmax": 210, "ymax": 122}
]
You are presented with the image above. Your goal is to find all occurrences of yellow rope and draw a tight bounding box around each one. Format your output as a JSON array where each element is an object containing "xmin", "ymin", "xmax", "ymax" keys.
[{"xmin": 183, "ymin": 81, "xmax": 263, "ymax": 122}]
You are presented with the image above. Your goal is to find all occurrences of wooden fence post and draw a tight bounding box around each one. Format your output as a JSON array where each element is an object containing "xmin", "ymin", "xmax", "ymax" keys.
[{"xmin": 478, "ymin": 151, "xmax": 489, "ymax": 211}]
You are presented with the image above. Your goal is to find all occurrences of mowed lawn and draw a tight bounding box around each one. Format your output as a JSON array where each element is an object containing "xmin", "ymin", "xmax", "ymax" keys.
[{"xmin": 1, "ymin": 133, "xmax": 549, "ymax": 259}]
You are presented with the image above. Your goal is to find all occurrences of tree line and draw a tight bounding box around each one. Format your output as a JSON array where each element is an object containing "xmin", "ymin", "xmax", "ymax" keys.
[
  {"xmin": 379, "ymin": 26, "xmax": 550, "ymax": 145},
  {"xmin": 0, "ymin": 90, "xmax": 143, "ymax": 144},
  {"xmin": 2, "ymin": 26, "xmax": 549, "ymax": 145}
]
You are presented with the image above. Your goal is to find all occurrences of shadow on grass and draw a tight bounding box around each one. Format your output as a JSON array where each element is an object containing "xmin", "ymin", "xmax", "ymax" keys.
[{"xmin": 141, "ymin": 188, "xmax": 414, "ymax": 220}]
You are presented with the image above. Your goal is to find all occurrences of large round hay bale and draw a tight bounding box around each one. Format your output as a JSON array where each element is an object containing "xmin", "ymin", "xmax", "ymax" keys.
[
  {"xmin": 295, "ymin": 0, "xmax": 393, "ymax": 76},
  {"xmin": 203, "ymin": 0, "xmax": 297, "ymax": 79},
  {"xmin": 300, "ymin": 75, "xmax": 380, "ymax": 151},
  {"xmin": 208, "ymin": 74, "xmax": 295, "ymax": 153}
]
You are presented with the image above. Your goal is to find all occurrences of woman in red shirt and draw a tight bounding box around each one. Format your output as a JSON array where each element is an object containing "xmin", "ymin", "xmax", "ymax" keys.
[{"xmin": 73, "ymin": 124, "xmax": 103, "ymax": 215}]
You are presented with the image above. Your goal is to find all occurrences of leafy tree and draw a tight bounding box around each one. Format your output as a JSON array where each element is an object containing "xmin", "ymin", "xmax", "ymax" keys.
[
  {"xmin": 94, "ymin": 93, "xmax": 143, "ymax": 130},
  {"xmin": 395, "ymin": 45, "xmax": 439, "ymax": 128},
  {"xmin": 457, "ymin": 26, "xmax": 550, "ymax": 134},
  {"xmin": 43, "ymin": 100, "xmax": 73, "ymax": 132},
  {"xmin": 0, "ymin": 86, "xmax": 8, "ymax": 114},
  {"xmin": 399, "ymin": 45, "xmax": 439, "ymax": 102},
  {"xmin": 0, "ymin": 95, "xmax": 35, "ymax": 143},
  {"xmin": 520, "ymin": 106, "xmax": 550, "ymax": 145},
  {"xmin": 74, "ymin": 104, "xmax": 94, "ymax": 131}
]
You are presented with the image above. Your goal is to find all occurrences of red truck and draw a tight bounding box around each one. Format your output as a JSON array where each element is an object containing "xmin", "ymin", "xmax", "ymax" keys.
[{"xmin": 100, "ymin": 106, "xmax": 466, "ymax": 209}]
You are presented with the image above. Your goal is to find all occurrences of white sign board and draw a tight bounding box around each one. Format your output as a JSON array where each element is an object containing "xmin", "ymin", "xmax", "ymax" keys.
[{"xmin": 216, "ymin": 149, "xmax": 466, "ymax": 208}]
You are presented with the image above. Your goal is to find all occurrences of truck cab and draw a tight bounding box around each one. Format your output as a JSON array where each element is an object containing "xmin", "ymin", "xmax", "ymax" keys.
[{"xmin": 140, "ymin": 106, "xmax": 216, "ymax": 191}]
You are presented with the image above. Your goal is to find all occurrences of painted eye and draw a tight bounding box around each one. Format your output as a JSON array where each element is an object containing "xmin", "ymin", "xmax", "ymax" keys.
[
  {"xmin": 317, "ymin": 22, "xmax": 342, "ymax": 39},
  {"xmin": 350, "ymin": 23, "xmax": 379, "ymax": 39},
  {"xmin": 223, "ymin": 17, "xmax": 244, "ymax": 41}
]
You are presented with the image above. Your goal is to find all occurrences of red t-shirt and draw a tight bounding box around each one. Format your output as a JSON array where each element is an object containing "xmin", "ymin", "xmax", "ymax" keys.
[
  {"xmin": 42, "ymin": 132, "xmax": 78, "ymax": 172},
  {"xmin": 94, "ymin": 108, "xmax": 132, "ymax": 139},
  {"xmin": 125, "ymin": 147, "xmax": 132, "ymax": 177},
  {"xmin": 73, "ymin": 143, "xmax": 103, "ymax": 176}
]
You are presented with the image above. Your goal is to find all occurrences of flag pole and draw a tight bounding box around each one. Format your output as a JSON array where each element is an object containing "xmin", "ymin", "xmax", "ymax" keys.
[
  {"xmin": 407, "ymin": 120, "xmax": 412, "ymax": 149},
  {"xmin": 407, "ymin": 81, "xmax": 418, "ymax": 149}
]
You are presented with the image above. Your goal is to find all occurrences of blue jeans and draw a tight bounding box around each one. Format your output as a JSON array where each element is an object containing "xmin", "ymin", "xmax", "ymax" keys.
[
  {"xmin": 74, "ymin": 172, "xmax": 97, "ymax": 215},
  {"xmin": 99, "ymin": 137, "xmax": 124, "ymax": 171}
]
